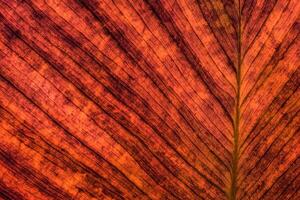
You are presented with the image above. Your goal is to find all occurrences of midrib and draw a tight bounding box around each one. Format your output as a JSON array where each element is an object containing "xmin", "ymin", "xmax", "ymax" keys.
[{"xmin": 229, "ymin": 0, "xmax": 242, "ymax": 199}]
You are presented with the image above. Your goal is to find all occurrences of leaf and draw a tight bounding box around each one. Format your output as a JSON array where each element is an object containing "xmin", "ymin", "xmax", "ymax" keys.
[{"xmin": 0, "ymin": 0, "xmax": 299, "ymax": 199}]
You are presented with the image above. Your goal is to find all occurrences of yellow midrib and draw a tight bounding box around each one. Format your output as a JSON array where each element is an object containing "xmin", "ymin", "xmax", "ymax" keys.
[{"xmin": 229, "ymin": 0, "xmax": 242, "ymax": 199}]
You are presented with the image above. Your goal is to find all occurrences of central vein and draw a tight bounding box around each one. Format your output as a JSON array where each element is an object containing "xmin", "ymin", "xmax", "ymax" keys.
[{"xmin": 229, "ymin": 1, "xmax": 242, "ymax": 199}]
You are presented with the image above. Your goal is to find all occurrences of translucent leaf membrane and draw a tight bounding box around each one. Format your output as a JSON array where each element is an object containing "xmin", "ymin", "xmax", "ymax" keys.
[{"xmin": 0, "ymin": 0, "xmax": 299, "ymax": 199}]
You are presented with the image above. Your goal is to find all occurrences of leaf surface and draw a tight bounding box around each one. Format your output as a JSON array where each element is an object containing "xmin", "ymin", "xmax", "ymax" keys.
[{"xmin": 0, "ymin": 0, "xmax": 299, "ymax": 199}]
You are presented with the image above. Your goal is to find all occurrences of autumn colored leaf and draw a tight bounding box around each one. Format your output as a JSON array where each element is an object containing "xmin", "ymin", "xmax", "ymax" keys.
[{"xmin": 0, "ymin": 0, "xmax": 299, "ymax": 199}]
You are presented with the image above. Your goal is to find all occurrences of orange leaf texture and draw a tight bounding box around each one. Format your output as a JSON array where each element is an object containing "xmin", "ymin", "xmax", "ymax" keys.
[{"xmin": 0, "ymin": 0, "xmax": 299, "ymax": 199}]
